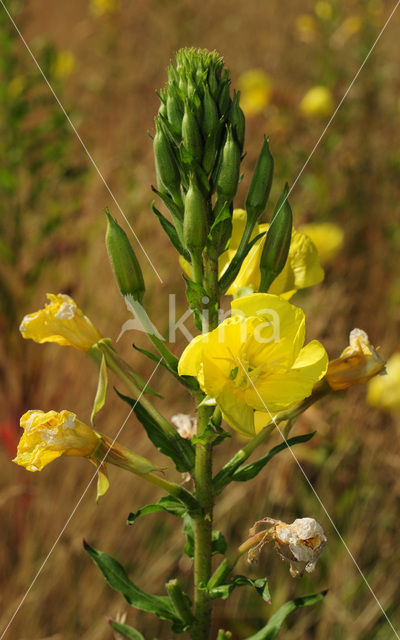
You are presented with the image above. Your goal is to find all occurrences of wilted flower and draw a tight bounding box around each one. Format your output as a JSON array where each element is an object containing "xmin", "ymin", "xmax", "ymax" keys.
[
  {"xmin": 299, "ymin": 86, "xmax": 334, "ymax": 118},
  {"xmin": 248, "ymin": 516, "xmax": 327, "ymax": 577},
  {"xmin": 13, "ymin": 409, "xmax": 160, "ymax": 501},
  {"xmin": 237, "ymin": 69, "xmax": 272, "ymax": 117},
  {"xmin": 367, "ymin": 353, "xmax": 400, "ymax": 412},
  {"xmin": 20, "ymin": 293, "xmax": 103, "ymax": 353},
  {"xmin": 178, "ymin": 294, "xmax": 328, "ymax": 437},
  {"xmin": 326, "ymin": 328, "xmax": 386, "ymax": 391},
  {"xmin": 298, "ymin": 222, "xmax": 344, "ymax": 264},
  {"xmin": 171, "ymin": 413, "xmax": 197, "ymax": 439}
]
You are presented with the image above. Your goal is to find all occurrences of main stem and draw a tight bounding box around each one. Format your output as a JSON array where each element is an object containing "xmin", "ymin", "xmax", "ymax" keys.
[{"xmin": 192, "ymin": 251, "xmax": 220, "ymax": 640}]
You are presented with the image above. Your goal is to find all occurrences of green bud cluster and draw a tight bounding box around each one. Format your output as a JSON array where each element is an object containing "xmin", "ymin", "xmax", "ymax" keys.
[{"xmin": 153, "ymin": 48, "xmax": 245, "ymax": 263}]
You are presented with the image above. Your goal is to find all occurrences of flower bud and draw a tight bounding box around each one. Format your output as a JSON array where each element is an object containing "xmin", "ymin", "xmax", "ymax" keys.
[
  {"xmin": 105, "ymin": 211, "xmax": 145, "ymax": 303},
  {"xmin": 202, "ymin": 83, "xmax": 219, "ymax": 139},
  {"xmin": 229, "ymin": 90, "xmax": 245, "ymax": 152},
  {"xmin": 182, "ymin": 101, "xmax": 203, "ymax": 164},
  {"xmin": 153, "ymin": 118, "xmax": 182, "ymax": 201},
  {"xmin": 326, "ymin": 328, "xmax": 386, "ymax": 391},
  {"xmin": 259, "ymin": 184, "xmax": 293, "ymax": 292},
  {"xmin": 216, "ymin": 125, "xmax": 241, "ymax": 202},
  {"xmin": 245, "ymin": 136, "xmax": 274, "ymax": 226},
  {"xmin": 183, "ymin": 175, "xmax": 208, "ymax": 255}
]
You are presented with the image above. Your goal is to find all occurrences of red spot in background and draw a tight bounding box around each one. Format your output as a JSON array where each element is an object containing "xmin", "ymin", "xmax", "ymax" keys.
[{"xmin": 0, "ymin": 421, "xmax": 18, "ymax": 458}]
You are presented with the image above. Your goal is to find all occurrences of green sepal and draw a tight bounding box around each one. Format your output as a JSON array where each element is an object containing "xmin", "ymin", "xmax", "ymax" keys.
[
  {"xmin": 151, "ymin": 202, "xmax": 189, "ymax": 259},
  {"xmin": 232, "ymin": 432, "xmax": 315, "ymax": 482},
  {"xmin": 116, "ymin": 389, "xmax": 195, "ymax": 473},
  {"xmin": 243, "ymin": 591, "xmax": 327, "ymax": 640},
  {"xmin": 183, "ymin": 516, "xmax": 227, "ymax": 558},
  {"xmin": 213, "ymin": 431, "xmax": 315, "ymax": 494},
  {"xmin": 208, "ymin": 576, "xmax": 271, "ymax": 603},
  {"xmin": 127, "ymin": 495, "xmax": 189, "ymax": 524},
  {"xmin": 108, "ymin": 620, "xmax": 145, "ymax": 640},
  {"xmin": 259, "ymin": 183, "xmax": 293, "ymax": 293},
  {"xmin": 218, "ymin": 230, "xmax": 266, "ymax": 294},
  {"xmin": 84, "ymin": 542, "xmax": 184, "ymax": 632},
  {"xmin": 90, "ymin": 352, "xmax": 108, "ymax": 425}
]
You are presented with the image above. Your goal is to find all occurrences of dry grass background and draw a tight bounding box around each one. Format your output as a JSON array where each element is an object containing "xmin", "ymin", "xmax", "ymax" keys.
[{"xmin": 1, "ymin": 0, "xmax": 400, "ymax": 638}]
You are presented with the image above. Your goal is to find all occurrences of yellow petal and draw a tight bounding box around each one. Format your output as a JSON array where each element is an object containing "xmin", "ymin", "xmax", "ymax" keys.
[
  {"xmin": 178, "ymin": 333, "xmax": 207, "ymax": 378},
  {"xmin": 298, "ymin": 223, "xmax": 344, "ymax": 265}
]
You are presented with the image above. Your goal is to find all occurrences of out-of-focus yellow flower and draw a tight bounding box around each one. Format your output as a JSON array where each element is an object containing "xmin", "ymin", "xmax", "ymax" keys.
[
  {"xmin": 314, "ymin": 1, "xmax": 333, "ymax": 21},
  {"xmin": 53, "ymin": 50, "xmax": 76, "ymax": 79},
  {"xmin": 298, "ymin": 222, "xmax": 344, "ymax": 264},
  {"xmin": 8, "ymin": 75, "xmax": 25, "ymax": 97},
  {"xmin": 178, "ymin": 294, "xmax": 328, "ymax": 437},
  {"xmin": 20, "ymin": 293, "xmax": 103, "ymax": 353},
  {"xmin": 13, "ymin": 409, "xmax": 160, "ymax": 500},
  {"xmin": 342, "ymin": 15, "xmax": 362, "ymax": 37},
  {"xmin": 367, "ymin": 353, "xmax": 400, "ymax": 411},
  {"xmin": 237, "ymin": 69, "xmax": 272, "ymax": 117},
  {"xmin": 326, "ymin": 328, "xmax": 386, "ymax": 391},
  {"xmin": 300, "ymin": 86, "xmax": 334, "ymax": 118},
  {"xmin": 295, "ymin": 14, "xmax": 318, "ymax": 44},
  {"xmin": 89, "ymin": 0, "xmax": 120, "ymax": 18}
]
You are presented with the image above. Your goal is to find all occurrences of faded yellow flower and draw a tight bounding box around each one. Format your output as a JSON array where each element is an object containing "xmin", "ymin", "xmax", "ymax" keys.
[
  {"xmin": 20, "ymin": 293, "xmax": 102, "ymax": 353},
  {"xmin": 298, "ymin": 222, "xmax": 344, "ymax": 264},
  {"xmin": 237, "ymin": 69, "xmax": 272, "ymax": 117},
  {"xmin": 326, "ymin": 328, "xmax": 385, "ymax": 391},
  {"xmin": 367, "ymin": 353, "xmax": 400, "ymax": 412},
  {"xmin": 299, "ymin": 86, "xmax": 334, "ymax": 118},
  {"xmin": 53, "ymin": 50, "xmax": 76, "ymax": 79}
]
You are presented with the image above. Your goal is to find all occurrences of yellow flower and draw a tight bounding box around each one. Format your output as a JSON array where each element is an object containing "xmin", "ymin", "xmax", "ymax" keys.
[
  {"xmin": 295, "ymin": 14, "xmax": 318, "ymax": 44},
  {"xmin": 20, "ymin": 293, "xmax": 103, "ymax": 353},
  {"xmin": 89, "ymin": 0, "xmax": 120, "ymax": 18},
  {"xmin": 14, "ymin": 409, "xmax": 160, "ymax": 500},
  {"xmin": 299, "ymin": 86, "xmax": 334, "ymax": 118},
  {"xmin": 367, "ymin": 353, "xmax": 400, "ymax": 412},
  {"xmin": 178, "ymin": 294, "xmax": 328, "ymax": 437},
  {"xmin": 326, "ymin": 329, "xmax": 385, "ymax": 391},
  {"xmin": 298, "ymin": 222, "xmax": 344, "ymax": 264},
  {"xmin": 314, "ymin": 1, "xmax": 333, "ymax": 21},
  {"xmin": 237, "ymin": 69, "xmax": 272, "ymax": 117},
  {"xmin": 227, "ymin": 214, "xmax": 324, "ymax": 298},
  {"xmin": 53, "ymin": 50, "xmax": 76, "ymax": 79}
]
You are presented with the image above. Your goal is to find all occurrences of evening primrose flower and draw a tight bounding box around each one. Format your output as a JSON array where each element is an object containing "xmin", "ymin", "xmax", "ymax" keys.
[
  {"xmin": 248, "ymin": 516, "xmax": 327, "ymax": 577},
  {"xmin": 326, "ymin": 328, "xmax": 386, "ymax": 391},
  {"xmin": 13, "ymin": 409, "xmax": 160, "ymax": 500},
  {"xmin": 299, "ymin": 86, "xmax": 334, "ymax": 118},
  {"xmin": 367, "ymin": 353, "xmax": 400, "ymax": 412},
  {"xmin": 237, "ymin": 69, "xmax": 272, "ymax": 117},
  {"xmin": 178, "ymin": 294, "xmax": 328, "ymax": 437},
  {"xmin": 20, "ymin": 293, "xmax": 102, "ymax": 353},
  {"xmin": 298, "ymin": 222, "xmax": 344, "ymax": 264}
]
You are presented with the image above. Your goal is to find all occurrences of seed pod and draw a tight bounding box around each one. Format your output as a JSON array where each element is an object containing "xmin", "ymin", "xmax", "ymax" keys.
[
  {"xmin": 183, "ymin": 175, "xmax": 208, "ymax": 254},
  {"xmin": 105, "ymin": 210, "xmax": 145, "ymax": 302},
  {"xmin": 229, "ymin": 90, "xmax": 245, "ymax": 152},
  {"xmin": 216, "ymin": 125, "xmax": 241, "ymax": 202},
  {"xmin": 182, "ymin": 101, "xmax": 203, "ymax": 164},
  {"xmin": 245, "ymin": 136, "xmax": 274, "ymax": 226},
  {"xmin": 259, "ymin": 184, "xmax": 292, "ymax": 292},
  {"xmin": 153, "ymin": 119, "xmax": 181, "ymax": 200}
]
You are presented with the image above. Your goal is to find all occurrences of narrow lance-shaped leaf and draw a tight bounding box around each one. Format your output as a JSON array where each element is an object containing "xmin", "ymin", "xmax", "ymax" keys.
[
  {"xmin": 208, "ymin": 575, "xmax": 271, "ymax": 603},
  {"xmin": 127, "ymin": 495, "xmax": 189, "ymax": 524},
  {"xmin": 244, "ymin": 591, "xmax": 327, "ymax": 640},
  {"xmin": 108, "ymin": 620, "xmax": 145, "ymax": 640}
]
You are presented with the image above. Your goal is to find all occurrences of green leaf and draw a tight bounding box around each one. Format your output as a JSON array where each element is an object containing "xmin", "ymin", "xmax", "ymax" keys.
[
  {"xmin": 116, "ymin": 389, "xmax": 195, "ymax": 473},
  {"xmin": 91, "ymin": 352, "xmax": 108, "ymax": 425},
  {"xmin": 84, "ymin": 542, "xmax": 182, "ymax": 629},
  {"xmin": 183, "ymin": 517, "xmax": 227, "ymax": 558},
  {"xmin": 109, "ymin": 620, "xmax": 145, "ymax": 640},
  {"xmin": 244, "ymin": 591, "xmax": 327, "ymax": 640},
  {"xmin": 208, "ymin": 576, "xmax": 271, "ymax": 603},
  {"xmin": 232, "ymin": 432, "xmax": 315, "ymax": 482},
  {"xmin": 191, "ymin": 422, "xmax": 231, "ymax": 447},
  {"xmin": 152, "ymin": 203, "xmax": 189, "ymax": 260},
  {"xmin": 127, "ymin": 495, "xmax": 189, "ymax": 524}
]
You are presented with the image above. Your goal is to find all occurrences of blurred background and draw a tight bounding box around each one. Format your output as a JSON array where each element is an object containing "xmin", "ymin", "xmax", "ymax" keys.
[{"xmin": 0, "ymin": 0, "xmax": 399, "ymax": 638}]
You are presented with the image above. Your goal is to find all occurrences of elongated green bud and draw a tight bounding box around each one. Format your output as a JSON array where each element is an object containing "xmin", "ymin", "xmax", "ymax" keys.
[
  {"xmin": 259, "ymin": 184, "xmax": 292, "ymax": 292},
  {"xmin": 105, "ymin": 210, "xmax": 145, "ymax": 302},
  {"xmin": 153, "ymin": 119, "xmax": 181, "ymax": 201},
  {"xmin": 166, "ymin": 90, "xmax": 184, "ymax": 135},
  {"xmin": 216, "ymin": 125, "xmax": 241, "ymax": 202},
  {"xmin": 202, "ymin": 83, "xmax": 219, "ymax": 139},
  {"xmin": 245, "ymin": 137, "xmax": 274, "ymax": 226},
  {"xmin": 182, "ymin": 101, "xmax": 203, "ymax": 164},
  {"xmin": 218, "ymin": 71, "xmax": 231, "ymax": 115},
  {"xmin": 183, "ymin": 175, "xmax": 208, "ymax": 254},
  {"xmin": 229, "ymin": 90, "xmax": 245, "ymax": 152}
]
